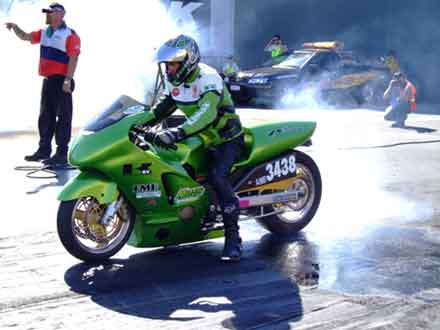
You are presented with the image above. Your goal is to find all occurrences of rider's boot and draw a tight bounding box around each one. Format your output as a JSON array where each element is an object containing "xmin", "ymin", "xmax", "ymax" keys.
[{"xmin": 221, "ymin": 202, "xmax": 242, "ymax": 262}]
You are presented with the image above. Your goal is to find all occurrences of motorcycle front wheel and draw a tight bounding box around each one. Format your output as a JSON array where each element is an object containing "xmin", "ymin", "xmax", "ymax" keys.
[
  {"xmin": 257, "ymin": 150, "xmax": 322, "ymax": 235},
  {"xmin": 57, "ymin": 196, "xmax": 135, "ymax": 262}
]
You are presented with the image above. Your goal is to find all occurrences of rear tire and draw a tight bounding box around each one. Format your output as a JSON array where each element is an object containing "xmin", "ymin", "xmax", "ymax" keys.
[
  {"xmin": 57, "ymin": 197, "xmax": 135, "ymax": 262},
  {"xmin": 256, "ymin": 151, "xmax": 322, "ymax": 235}
]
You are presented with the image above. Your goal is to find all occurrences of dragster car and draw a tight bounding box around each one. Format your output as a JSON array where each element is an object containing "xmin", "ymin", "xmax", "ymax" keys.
[{"xmin": 226, "ymin": 41, "xmax": 390, "ymax": 106}]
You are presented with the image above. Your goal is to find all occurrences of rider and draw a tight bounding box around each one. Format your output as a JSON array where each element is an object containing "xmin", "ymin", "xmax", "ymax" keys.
[{"xmin": 146, "ymin": 35, "xmax": 245, "ymax": 261}]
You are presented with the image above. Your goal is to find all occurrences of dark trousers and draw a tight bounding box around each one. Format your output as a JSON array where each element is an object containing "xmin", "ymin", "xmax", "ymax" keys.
[
  {"xmin": 207, "ymin": 135, "xmax": 245, "ymax": 228},
  {"xmin": 38, "ymin": 75, "xmax": 74, "ymax": 155},
  {"xmin": 384, "ymin": 99, "xmax": 409, "ymax": 125}
]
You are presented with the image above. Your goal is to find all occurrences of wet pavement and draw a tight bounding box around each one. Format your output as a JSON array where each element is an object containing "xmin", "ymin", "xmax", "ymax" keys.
[{"xmin": 1, "ymin": 107, "xmax": 440, "ymax": 329}]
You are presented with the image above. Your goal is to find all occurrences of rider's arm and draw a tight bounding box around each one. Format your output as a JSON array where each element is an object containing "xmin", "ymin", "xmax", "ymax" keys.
[
  {"xmin": 151, "ymin": 94, "xmax": 178, "ymax": 123},
  {"xmin": 181, "ymin": 92, "xmax": 220, "ymax": 136}
]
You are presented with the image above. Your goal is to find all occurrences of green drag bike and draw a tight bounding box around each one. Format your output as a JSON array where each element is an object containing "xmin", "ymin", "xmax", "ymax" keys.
[{"xmin": 57, "ymin": 95, "xmax": 322, "ymax": 261}]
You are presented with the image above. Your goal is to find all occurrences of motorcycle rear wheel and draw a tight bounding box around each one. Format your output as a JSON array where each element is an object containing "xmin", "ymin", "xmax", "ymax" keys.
[
  {"xmin": 57, "ymin": 196, "xmax": 134, "ymax": 262},
  {"xmin": 257, "ymin": 151, "xmax": 322, "ymax": 235}
]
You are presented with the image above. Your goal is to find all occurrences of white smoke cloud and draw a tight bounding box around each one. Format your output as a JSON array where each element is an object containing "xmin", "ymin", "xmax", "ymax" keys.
[
  {"xmin": 279, "ymin": 87, "xmax": 324, "ymax": 109},
  {"xmin": 0, "ymin": 0, "xmax": 203, "ymax": 132}
]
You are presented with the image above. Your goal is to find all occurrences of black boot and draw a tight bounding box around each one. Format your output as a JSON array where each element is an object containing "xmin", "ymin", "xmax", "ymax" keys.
[
  {"xmin": 221, "ymin": 230, "xmax": 243, "ymax": 261},
  {"xmin": 221, "ymin": 202, "xmax": 242, "ymax": 262},
  {"xmin": 24, "ymin": 148, "xmax": 51, "ymax": 162},
  {"xmin": 42, "ymin": 149, "xmax": 68, "ymax": 167}
]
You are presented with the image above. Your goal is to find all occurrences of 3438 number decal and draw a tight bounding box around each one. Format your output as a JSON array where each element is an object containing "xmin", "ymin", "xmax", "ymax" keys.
[{"xmin": 265, "ymin": 155, "xmax": 296, "ymax": 182}]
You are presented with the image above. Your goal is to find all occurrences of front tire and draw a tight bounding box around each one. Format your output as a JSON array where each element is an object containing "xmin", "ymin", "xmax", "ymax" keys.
[
  {"xmin": 57, "ymin": 196, "xmax": 135, "ymax": 262},
  {"xmin": 257, "ymin": 151, "xmax": 322, "ymax": 235}
]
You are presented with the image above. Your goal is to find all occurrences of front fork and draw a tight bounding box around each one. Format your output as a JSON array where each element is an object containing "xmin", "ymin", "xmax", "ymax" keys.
[{"xmin": 99, "ymin": 195, "xmax": 124, "ymax": 226}]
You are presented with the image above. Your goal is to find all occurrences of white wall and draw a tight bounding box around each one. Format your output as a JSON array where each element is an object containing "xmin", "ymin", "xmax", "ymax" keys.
[{"xmin": 203, "ymin": 0, "xmax": 235, "ymax": 70}]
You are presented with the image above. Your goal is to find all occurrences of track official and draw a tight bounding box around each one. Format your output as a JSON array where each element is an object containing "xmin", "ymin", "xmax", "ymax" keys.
[{"xmin": 5, "ymin": 3, "xmax": 80, "ymax": 166}]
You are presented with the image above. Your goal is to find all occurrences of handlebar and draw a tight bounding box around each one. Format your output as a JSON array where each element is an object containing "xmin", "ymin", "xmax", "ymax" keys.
[{"xmin": 129, "ymin": 125, "xmax": 178, "ymax": 151}]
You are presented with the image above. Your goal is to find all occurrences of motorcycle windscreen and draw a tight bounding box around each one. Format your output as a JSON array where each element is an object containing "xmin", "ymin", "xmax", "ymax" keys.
[{"xmin": 84, "ymin": 95, "xmax": 147, "ymax": 132}]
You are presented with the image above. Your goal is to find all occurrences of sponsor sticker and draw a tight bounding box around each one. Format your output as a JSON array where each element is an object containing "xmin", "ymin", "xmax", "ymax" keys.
[
  {"xmin": 174, "ymin": 186, "xmax": 205, "ymax": 204},
  {"xmin": 255, "ymin": 176, "xmax": 267, "ymax": 186},
  {"xmin": 136, "ymin": 163, "xmax": 151, "ymax": 175},
  {"xmin": 133, "ymin": 183, "xmax": 161, "ymax": 199},
  {"xmin": 192, "ymin": 85, "xmax": 198, "ymax": 98},
  {"xmin": 268, "ymin": 126, "xmax": 307, "ymax": 137},
  {"xmin": 172, "ymin": 88, "xmax": 180, "ymax": 97}
]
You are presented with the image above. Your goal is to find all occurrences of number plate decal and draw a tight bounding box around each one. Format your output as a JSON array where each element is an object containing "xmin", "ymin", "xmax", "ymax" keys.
[{"xmin": 263, "ymin": 155, "xmax": 296, "ymax": 184}]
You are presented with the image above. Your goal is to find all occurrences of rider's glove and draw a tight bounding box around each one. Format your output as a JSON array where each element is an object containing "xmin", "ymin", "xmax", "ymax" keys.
[{"xmin": 154, "ymin": 127, "xmax": 186, "ymax": 147}]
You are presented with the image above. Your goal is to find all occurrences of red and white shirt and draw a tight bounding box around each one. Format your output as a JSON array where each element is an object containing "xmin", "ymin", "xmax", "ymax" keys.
[{"xmin": 31, "ymin": 23, "xmax": 81, "ymax": 77}]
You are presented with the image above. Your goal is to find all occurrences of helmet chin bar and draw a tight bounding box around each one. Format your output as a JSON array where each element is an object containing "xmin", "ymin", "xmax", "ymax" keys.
[{"xmin": 167, "ymin": 60, "xmax": 193, "ymax": 86}]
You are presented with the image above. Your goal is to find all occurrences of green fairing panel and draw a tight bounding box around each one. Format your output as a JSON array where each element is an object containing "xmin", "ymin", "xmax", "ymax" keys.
[
  {"xmin": 128, "ymin": 172, "xmax": 210, "ymax": 248},
  {"xmin": 69, "ymin": 111, "xmax": 152, "ymax": 169},
  {"xmin": 67, "ymin": 109, "xmax": 213, "ymax": 248},
  {"xmin": 235, "ymin": 121, "xmax": 316, "ymax": 168},
  {"xmin": 58, "ymin": 171, "xmax": 119, "ymax": 204}
]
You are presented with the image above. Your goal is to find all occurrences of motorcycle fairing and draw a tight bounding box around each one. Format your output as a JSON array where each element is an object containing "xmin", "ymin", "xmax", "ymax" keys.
[
  {"xmin": 234, "ymin": 121, "xmax": 316, "ymax": 169},
  {"xmin": 58, "ymin": 171, "xmax": 119, "ymax": 204}
]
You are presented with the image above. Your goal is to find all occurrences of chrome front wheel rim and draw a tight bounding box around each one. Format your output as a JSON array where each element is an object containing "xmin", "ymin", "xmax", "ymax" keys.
[{"xmin": 70, "ymin": 197, "xmax": 131, "ymax": 254}]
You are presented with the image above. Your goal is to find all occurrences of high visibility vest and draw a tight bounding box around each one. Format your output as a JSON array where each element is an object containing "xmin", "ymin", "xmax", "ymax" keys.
[
  {"xmin": 223, "ymin": 62, "xmax": 238, "ymax": 77},
  {"xmin": 401, "ymin": 81, "xmax": 417, "ymax": 111},
  {"xmin": 271, "ymin": 45, "xmax": 284, "ymax": 58}
]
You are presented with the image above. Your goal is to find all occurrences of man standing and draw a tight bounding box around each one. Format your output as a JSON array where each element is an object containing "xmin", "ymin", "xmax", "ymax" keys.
[
  {"xmin": 5, "ymin": 3, "xmax": 80, "ymax": 166},
  {"xmin": 383, "ymin": 72, "xmax": 416, "ymax": 127}
]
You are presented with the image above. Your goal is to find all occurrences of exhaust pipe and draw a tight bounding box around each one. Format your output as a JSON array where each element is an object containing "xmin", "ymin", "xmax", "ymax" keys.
[
  {"xmin": 239, "ymin": 190, "xmax": 301, "ymax": 209},
  {"xmin": 201, "ymin": 191, "xmax": 302, "ymax": 233}
]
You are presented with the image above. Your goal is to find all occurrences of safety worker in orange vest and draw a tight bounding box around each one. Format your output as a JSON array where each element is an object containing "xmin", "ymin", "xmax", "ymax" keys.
[{"xmin": 383, "ymin": 72, "xmax": 416, "ymax": 127}]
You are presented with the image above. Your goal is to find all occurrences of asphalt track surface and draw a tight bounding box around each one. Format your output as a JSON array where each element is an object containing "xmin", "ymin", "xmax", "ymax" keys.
[{"xmin": 2, "ymin": 107, "xmax": 440, "ymax": 329}]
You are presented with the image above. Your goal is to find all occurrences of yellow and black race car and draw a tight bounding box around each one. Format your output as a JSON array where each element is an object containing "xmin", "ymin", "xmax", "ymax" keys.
[{"xmin": 227, "ymin": 41, "xmax": 390, "ymax": 107}]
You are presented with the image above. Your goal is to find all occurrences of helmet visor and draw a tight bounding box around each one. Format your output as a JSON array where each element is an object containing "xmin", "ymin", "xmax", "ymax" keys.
[{"xmin": 153, "ymin": 45, "xmax": 187, "ymax": 63}]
